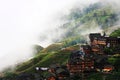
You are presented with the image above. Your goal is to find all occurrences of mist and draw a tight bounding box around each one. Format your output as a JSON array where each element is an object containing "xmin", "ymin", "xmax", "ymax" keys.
[{"xmin": 0, "ymin": 0, "xmax": 120, "ymax": 72}]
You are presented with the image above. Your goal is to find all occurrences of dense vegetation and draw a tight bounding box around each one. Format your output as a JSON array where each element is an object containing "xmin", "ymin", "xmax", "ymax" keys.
[{"xmin": 110, "ymin": 28, "xmax": 120, "ymax": 37}]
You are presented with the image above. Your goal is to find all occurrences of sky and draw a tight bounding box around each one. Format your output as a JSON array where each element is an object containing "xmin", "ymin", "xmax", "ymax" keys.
[{"xmin": 0, "ymin": 0, "xmax": 102, "ymax": 71}]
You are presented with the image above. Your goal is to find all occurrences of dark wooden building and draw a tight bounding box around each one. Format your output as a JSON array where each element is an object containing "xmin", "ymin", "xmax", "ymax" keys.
[
  {"xmin": 89, "ymin": 33, "xmax": 120, "ymax": 54},
  {"xmin": 67, "ymin": 50, "xmax": 94, "ymax": 74},
  {"xmin": 106, "ymin": 37, "xmax": 120, "ymax": 47}
]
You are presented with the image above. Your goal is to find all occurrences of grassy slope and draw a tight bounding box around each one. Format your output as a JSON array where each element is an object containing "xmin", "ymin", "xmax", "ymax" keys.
[
  {"xmin": 110, "ymin": 28, "xmax": 120, "ymax": 37},
  {"xmin": 15, "ymin": 45, "xmax": 80, "ymax": 73}
]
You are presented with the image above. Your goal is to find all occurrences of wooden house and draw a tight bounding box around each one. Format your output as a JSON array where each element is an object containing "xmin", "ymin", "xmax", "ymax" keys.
[
  {"xmin": 102, "ymin": 65, "xmax": 114, "ymax": 73},
  {"xmin": 67, "ymin": 50, "xmax": 94, "ymax": 74},
  {"xmin": 89, "ymin": 33, "xmax": 120, "ymax": 54}
]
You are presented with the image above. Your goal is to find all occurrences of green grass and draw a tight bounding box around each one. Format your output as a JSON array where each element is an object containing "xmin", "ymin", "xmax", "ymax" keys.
[
  {"xmin": 15, "ymin": 45, "xmax": 80, "ymax": 73},
  {"xmin": 110, "ymin": 28, "xmax": 120, "ymax": 37},
  {"xmin": 41, "ymin": 43, "xmax": 63, "ymax": 52},
  {"xmin": 16, "ymin": 53, "xmax": 47, "ymax": 72}
]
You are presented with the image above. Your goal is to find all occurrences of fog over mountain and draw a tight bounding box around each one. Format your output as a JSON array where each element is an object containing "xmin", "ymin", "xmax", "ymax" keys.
[{"xmin": 0, "ymin": 0, "xmax": 120, "ymax": 71}]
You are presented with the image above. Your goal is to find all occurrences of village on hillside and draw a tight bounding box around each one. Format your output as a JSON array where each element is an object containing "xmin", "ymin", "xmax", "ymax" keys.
[
  {"xmin": 33, "ymin": 33, "xmax": 120, "ymax": 80},
  {"xmin": 1, "ymin": 33, "xmax": 120, "ymax": 80}
]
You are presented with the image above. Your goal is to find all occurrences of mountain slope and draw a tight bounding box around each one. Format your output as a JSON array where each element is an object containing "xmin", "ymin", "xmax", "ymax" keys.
[
  {"xmin": 15, "ymin": 45, "xmax": 80, "ymax": 73},
  {"xmin": 52, "ymin": 2, "xmax": 119, "ymax": 45},
  {"xmin": 4, "ymin": 2, "xmax": 120, "ymax": 76}
]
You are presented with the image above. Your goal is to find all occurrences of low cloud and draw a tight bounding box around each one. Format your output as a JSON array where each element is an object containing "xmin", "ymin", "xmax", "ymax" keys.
[
  {"xmin": 0, "ymin": 0, "xmax": 120, "ymax": 72},
  {"xmin": 0, "ymin": 0, "xmax": 101, "ymax": 72}
]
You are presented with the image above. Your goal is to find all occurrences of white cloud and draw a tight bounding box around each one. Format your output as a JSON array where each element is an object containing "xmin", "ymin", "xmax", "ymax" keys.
[{"xmin": 0, "ymin": 0, "xmax": 101, "ymax": 71}]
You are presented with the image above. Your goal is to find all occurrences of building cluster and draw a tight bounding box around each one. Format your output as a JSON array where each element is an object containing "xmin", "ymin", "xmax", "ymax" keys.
[
  {"xmin": 37, "ymin": 33, "xmax": 119, "ymax": 80},
  {"xmin": 88, "ymin": 33, "xmax": 120, "ymax": 54},
  {"xmin": 65, "ymin": 33, "xmax": 119, "ymax": 76}
]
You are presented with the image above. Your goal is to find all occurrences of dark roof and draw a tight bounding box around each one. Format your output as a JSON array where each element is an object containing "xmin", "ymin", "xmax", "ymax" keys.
[
  {"xmin": 56, "ymin": 68, "xmax": 69, "ymax": 76},
  {"xmin": 81, "ymin": 45, "xmax": 92, "ymax": 51},
  {"xmin": 56, "ymin": 68, "xmax": 65, "ymax": 74},
  {"xmin": 97, "ymin": 37, "xmax": 106, "ymax": 41},
  {"xmin": 49, "ymin": 64, "xmax": 60, "ymax": 69},
  {"xmin": 105, "ymin": 37, "xmax": 120, "ymax": 40},
  {"xmin": 70, "ymin": 50, "xmax": 85, "ymax": 59},
  {"xmin": 89, "ymin": 33, "xmax": 101, "ymax": 42},
  {"xmin": 89, "ymin": 33, "xmax": 101, "ymax": 38}
]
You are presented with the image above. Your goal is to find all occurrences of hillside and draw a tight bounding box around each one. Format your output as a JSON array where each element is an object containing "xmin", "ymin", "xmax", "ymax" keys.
[
  {"xmin": 15, "ymin": 2, "xmax": 120, "ymax": 73},
  {"xmin": 2, "ymin": 2, "xmax": 120, "ymax": 80},
  {"xmin": 15, "ymin": 45, "xmax": 80, "ymax": 73},
  {"xmin": 15, "ymin": 2, "xmax": 120, "ymax": 74},
  {"xmin": 52, "ymin": 2, "xmax": 119, "ymax": 46}
]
